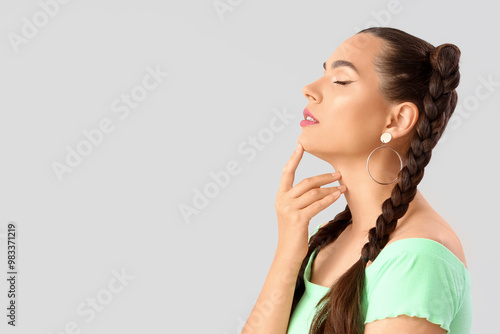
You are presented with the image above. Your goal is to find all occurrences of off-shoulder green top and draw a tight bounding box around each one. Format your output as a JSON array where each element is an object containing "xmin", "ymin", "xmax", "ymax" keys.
[{"xmin": 287, "ymin": 224, "xmax": 472, "ymax": 333}]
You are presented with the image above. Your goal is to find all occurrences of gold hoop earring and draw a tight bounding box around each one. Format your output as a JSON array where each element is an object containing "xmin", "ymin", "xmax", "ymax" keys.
[{"xmin": 366, "ymin": 132, "xmax": 403, "ymax": 185}]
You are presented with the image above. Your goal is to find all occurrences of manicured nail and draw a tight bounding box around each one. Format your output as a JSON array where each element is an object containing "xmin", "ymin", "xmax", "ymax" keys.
[{"xmin": 295, "ymin": 143, "xmax": 301, "ymax": 152}]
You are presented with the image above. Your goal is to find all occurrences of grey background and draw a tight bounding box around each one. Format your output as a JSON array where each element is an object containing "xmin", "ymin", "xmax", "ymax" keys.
[{"xmin": 0, "ymin": 0, "xmax": 498, "ymax": 333}]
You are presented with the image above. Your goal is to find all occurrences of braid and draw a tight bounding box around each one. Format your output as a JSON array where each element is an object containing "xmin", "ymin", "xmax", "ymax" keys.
[
  {"xmin": 288, "ymin": 27, "xmax": 461, "ymax": 334},
  {"xmin": 362, "ymin": 43, "xmax": 461, "ymax": 263},
  {"xmin": 289, "ymin": 205, "xmax": 352, "ymax": 316}
]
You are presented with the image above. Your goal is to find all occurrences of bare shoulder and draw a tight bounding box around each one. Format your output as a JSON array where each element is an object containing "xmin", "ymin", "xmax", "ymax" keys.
[{"xmin": 387, "ymin": 210, "xmax": 468, "ymax": 269}]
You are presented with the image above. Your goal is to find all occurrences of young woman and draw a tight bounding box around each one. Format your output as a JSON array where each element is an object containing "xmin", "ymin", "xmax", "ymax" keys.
[{"xmin": 242, "ymin": 27, "xmax": 471, "ymax": 334}]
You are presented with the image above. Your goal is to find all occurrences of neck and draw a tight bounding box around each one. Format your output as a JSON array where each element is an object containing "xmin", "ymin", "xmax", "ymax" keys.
[{"xmin": 328, "ymin": 157, "xmax": 424, "ymax": 238}]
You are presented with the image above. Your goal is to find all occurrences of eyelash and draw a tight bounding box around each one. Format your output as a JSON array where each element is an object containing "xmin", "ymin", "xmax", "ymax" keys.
[{"xmin": 334, "ymin": 81, "xmax": 351, "ymax": 85}]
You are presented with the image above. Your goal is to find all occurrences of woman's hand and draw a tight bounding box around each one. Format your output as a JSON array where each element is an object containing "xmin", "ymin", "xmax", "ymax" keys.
[{"xmin": 274, "ymin": 142, "xmax": 346, "ymax": 263}]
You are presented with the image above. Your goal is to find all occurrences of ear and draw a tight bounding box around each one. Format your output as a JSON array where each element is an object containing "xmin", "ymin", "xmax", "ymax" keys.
[{"xmin": 384, "ymin": 102, "xmax": 419, "ymax": 140}]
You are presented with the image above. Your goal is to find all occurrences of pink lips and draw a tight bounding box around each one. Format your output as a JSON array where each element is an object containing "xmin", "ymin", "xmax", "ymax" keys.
[{"xmin": 300, "ymin": 108, "xmax": 319, "ymax": 127}]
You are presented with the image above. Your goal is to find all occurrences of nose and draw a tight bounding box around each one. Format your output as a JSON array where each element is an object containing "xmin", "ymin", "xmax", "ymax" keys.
[{"xmin": 302, "ymin": 80, "xmax": 321, "ymax": 103}]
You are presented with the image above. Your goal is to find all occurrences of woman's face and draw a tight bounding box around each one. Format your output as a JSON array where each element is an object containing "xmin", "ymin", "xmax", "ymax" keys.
[{"xmin": 298, "ymin": 33, "xmax": 394, "ymax": 162}]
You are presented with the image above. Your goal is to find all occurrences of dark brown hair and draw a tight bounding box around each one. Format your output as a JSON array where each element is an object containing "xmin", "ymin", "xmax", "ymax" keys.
[{"xmin": 289, "ymin": 27, "xmax": 461, "ymax": 334}]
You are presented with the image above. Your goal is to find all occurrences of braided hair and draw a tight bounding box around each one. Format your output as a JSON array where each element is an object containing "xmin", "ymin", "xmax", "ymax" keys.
[{"xmin": 289, "ymin": 27, "xmax": 461, "ymax": 334}]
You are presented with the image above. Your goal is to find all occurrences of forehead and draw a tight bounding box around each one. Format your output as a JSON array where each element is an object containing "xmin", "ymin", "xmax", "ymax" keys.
[{"xmin": 326, "ymin": 33, "xmax": 383, "ymax": 75}]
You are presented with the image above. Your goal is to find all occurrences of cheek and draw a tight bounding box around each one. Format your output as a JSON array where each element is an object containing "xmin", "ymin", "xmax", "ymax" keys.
[{"xmin": 329, "ymin": 91, "xmax": 385, "ymax": 150}]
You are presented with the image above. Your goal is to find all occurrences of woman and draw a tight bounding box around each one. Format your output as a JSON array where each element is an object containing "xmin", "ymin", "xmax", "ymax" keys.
[{"xmin": 242, "ymin": 27, "xmax": 471, "ymax": 334}]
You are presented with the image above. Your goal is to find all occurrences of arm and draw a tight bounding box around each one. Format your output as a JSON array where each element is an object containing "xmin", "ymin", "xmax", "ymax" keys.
[
  {"xmin": 364, "ymin": 315, "xmax": 446, "ymax": 334},
  {"xmin": 242, "ymin": 143, "xmax": 345, "ymax": 333},
  {"xmin": 241, "ymin": 249, "xmax": 302, "ymax": 334}
]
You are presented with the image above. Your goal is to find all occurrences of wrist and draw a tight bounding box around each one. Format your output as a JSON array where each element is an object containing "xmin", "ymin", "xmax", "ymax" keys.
[{"xmin": 274, "ymin": 245, "xmax": 307, "ymax": 268}]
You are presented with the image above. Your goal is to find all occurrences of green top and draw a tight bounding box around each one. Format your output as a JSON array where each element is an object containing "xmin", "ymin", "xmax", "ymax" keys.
[{"xmin": 287, "ymin": 224, "xmax": 472, "ymax": 334}]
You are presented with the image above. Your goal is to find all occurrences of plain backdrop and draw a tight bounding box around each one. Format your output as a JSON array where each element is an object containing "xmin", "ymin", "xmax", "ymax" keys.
[{"xmin": 0, "ymin": 0, "xmax": 498, "ymax": 333}]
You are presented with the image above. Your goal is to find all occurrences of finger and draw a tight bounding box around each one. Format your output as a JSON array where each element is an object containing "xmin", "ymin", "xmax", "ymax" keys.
[
  {"xmin": 300, "ymin": 190, "xmax": 343, "ymax": 220},
  {"xmin": 288, "ymin": 172, "xmax": 342, "ymax": 198},
  {"xmin": 293, "ymin": 185, "xmax": 346, "ymax": 209},
  {"xmin": 278, "ymin": 142, "xmax": 304, "ymax": 193}
]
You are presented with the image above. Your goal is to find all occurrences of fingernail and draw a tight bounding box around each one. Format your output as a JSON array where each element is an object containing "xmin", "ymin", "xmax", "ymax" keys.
[
  {"xmin": 338, "ymin": 185, "xmax": 347, "ymax": 191},
  {"xmin": 295, "ymin": 143, "xmax": 301, "ymax": 152}
]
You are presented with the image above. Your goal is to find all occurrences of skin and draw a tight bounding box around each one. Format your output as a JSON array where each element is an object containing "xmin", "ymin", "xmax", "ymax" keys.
[
  {"xmin": 295, "ymin": 32, "xmax": 456, "ymax": 333},
  {"xmin": 243, "ymin": 32, "xmax": 465, "ymax": 334},
  {"xmin": 298, "ymin": 32, "xmax": 423, "ymax": 238}
]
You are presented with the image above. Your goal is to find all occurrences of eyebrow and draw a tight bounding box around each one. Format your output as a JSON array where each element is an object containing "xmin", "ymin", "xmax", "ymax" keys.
[{"xmin": 323, "ymin": 60, "xmax": 359, "ymax": 74}]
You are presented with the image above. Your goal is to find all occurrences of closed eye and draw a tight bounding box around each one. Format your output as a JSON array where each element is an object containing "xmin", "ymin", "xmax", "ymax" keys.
[{"xmin": 334, "ymin": 81, "xmax": 352, "ymax": 85}]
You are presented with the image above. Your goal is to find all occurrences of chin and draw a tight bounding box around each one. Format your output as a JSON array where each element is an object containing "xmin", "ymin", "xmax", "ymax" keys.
[
  {"xmin": 298, "ymin": 134, "xmax": 318, "ymax": 154},
  {"xmin": 298, "ymin": 140, "xmax": 317, "ymax": 156},
  {"xmin": 299, "ymin": 138, "xmax": 335, "ymax": 162}
]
